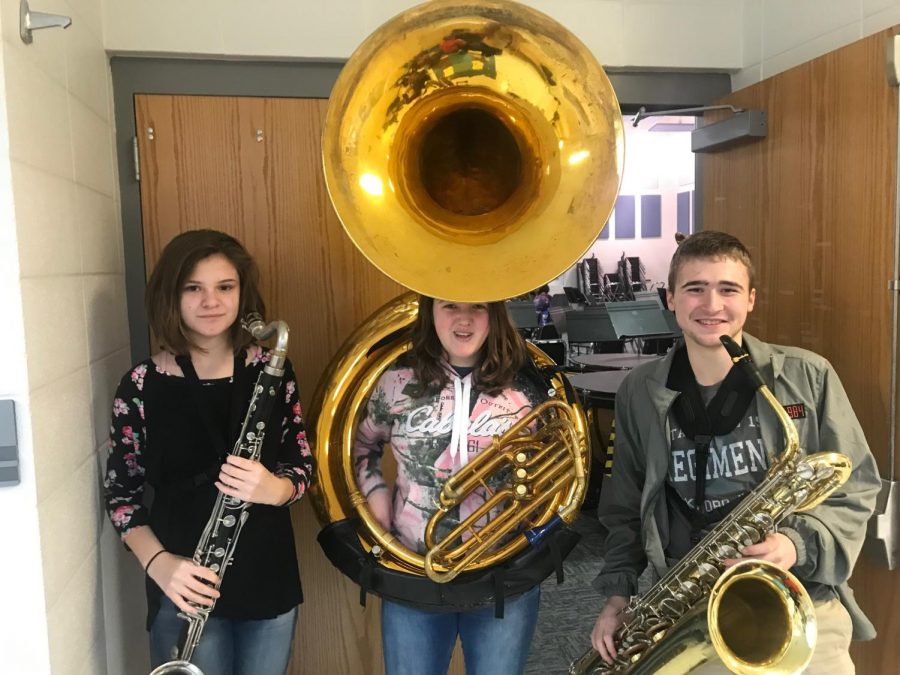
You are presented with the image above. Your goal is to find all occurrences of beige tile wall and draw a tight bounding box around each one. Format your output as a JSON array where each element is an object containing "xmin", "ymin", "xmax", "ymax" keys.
[
  {"xmin": 735, "ymin": 0, "xmax": 900, "ymax": 90},
  {"xmin": 0, "ymin": 0, "xmax": 137, "ymax": 671},
  {"xmin": 101, "ymin": 0, "xmax": 745, "ymax": 70}
]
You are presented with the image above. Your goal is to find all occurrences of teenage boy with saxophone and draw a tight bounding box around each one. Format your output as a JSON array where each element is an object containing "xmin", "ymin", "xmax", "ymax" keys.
[{"xmin": 590, "ymin": 231, "xmax": 880, "ymax": 673}]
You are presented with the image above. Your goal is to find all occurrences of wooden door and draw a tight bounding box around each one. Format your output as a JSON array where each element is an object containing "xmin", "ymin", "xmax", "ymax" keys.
[
  {"xmin": 135, "ymin": 94, "xmax": 465, "ymax": 673},
  {"xmin": 702, "ymin": 28, "xmax": 899, "ymax": 671}
]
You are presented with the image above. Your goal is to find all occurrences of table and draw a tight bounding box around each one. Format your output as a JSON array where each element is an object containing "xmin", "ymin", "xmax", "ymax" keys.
[
  {"xmin": 569, "ymin": 352, "xmax": 662, "ymax": 372},
  {"xmin": 566, "ymin": 370, "xmax": 630, "ymax": 410}
]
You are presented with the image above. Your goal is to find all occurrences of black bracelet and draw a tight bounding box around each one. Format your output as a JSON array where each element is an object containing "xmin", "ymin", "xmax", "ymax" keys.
[{"xmin": 144, "ymin": 549, "xmax": 167, "ymax": 575}]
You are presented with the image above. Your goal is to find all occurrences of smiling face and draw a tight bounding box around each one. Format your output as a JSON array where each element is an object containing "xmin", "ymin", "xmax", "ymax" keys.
[
  {"xmin": 179, "ymin": 253, "xmax": 241, "ymax": 348},
  {"xmin": 432, "ymin": 300, "xmax": 490, "ymax": 367},
  {"xmin": 667, "ymin": 256, "xmax": 756, "ymax": 352}
]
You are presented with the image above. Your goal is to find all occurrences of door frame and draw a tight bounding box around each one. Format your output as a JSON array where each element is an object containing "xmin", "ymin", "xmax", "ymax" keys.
[{"xmin": 111, "ymin": 56, "xmax": 730, "ymax": 362}]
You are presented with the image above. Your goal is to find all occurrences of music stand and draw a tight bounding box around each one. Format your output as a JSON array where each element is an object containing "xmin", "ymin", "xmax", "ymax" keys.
[
  {"xmin": 506, "ymin": 301, "xmax": 539, "ymax": 330},
  {"xmin": 566, "ymin": 307, "xmax": 619, "ymax": 344},
  {"xmin": 650, "ymin": 287, "xmax": 682, "ymax": 338},
  {"xmin": 663, "ymin": 308, "xmax": 682, "ymax": 337},
  {"xmin": 605, "ymin": 300, "xmax": 672, "ymax": 338},
  {"xmin": 549, "ymin": 305, "xmax": 567, "ymax": 335},
  {"xmin": 633, "ymin": 290, "xmax": 662, "ymax": 305}
]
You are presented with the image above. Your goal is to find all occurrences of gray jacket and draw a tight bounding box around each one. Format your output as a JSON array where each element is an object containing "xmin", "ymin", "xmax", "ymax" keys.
[{"xmin": 595, "ymin": 334, "xmax": 881, "ymax": 640}]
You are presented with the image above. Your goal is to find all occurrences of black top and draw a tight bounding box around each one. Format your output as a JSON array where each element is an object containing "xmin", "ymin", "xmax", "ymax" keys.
[{"xmin": 103, "ymin": 348, "xmax": 315, "ymax": 627}]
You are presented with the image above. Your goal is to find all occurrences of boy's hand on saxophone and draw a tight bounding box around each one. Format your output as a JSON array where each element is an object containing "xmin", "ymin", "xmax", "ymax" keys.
[
  {"xmin": 591, "ymin": 594, "xmax": 629, "ymax": 664},
  {"xmin": 724, "ymin": 531, "xmax": 797, "ymax": 570}
]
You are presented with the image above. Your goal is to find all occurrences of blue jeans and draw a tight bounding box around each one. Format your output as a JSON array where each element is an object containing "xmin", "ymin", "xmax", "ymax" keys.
[
  {"xmin": 150, "ymin": 597, "xmax": 297, "ymax": 675},
  {"xmin": 381, "ymin": 585, "xmax": 540, "ymax": 675}
]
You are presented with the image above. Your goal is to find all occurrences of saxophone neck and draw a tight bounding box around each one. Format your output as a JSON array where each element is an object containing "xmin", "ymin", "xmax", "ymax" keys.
[{"xmin": 719, "ymin": 335, "xmax": 800, "ymax": 467}]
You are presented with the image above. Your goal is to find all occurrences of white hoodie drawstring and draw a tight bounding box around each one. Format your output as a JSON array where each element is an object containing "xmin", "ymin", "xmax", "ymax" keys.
[{"xmin": 448, "ymin": 373, "xmax": 472, "ymax": 467}]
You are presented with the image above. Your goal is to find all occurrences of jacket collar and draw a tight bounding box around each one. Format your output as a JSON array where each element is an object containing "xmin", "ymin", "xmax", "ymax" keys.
[
  {"xmin": 740, "ymin": 334, "xmax": 788, "ymax": 462},
  {"xmin": 741, "ymin": 333, "xmax": 784, "ymax": 384}
]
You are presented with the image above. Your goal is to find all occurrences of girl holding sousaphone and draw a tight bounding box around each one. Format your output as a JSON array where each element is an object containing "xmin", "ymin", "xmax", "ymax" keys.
[
  {"xmin": 311, "ymin": 0, "xmax": 624, "ymax": 673},
  {"xmin": 352, "ymin": 296, "xmax": 569, "ymax": 674}
]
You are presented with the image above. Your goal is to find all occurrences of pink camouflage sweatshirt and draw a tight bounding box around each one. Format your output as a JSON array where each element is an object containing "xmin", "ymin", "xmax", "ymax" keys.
[{"xmin": 353, "ymin": 360, "xmax": 546, "ymax": 554}]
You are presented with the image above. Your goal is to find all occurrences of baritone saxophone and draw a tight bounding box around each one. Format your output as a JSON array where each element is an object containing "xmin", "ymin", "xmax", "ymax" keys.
[{"xmin": 570, "ymin": 335, "xmax": 853, "ymax": 675}]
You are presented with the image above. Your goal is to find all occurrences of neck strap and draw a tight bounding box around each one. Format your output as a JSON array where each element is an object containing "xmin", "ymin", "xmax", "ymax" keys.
[{"xmin": 666, "ymin": 345, "xmax": 756, "ymax": 513}]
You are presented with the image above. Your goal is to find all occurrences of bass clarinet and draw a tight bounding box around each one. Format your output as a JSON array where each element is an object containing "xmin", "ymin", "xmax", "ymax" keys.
[{"xmin": 150, "ymin": 315, "xmax": 290, "ymax": 675}]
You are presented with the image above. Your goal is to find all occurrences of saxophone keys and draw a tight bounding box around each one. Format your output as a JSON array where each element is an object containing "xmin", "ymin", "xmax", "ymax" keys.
[
  {"xmin": 796, "ymin": 463, "xmax": 815, "ymax": 480},
  {"xmin": 792, "ymin": 487, "xmax": 809, "ymax": 504},
  {"xmin": 751, "ymin": 513, "xmax": 774, "ymax": 530},
  {"xmin": 618, "ymin": 643, "xmax": 648, "ymax": 662},
  {"xmin": 622, "ymin": 631, "xmax": 647, "ymax": 647},
  {"xmin": 679, "ymin": 578, "xmax": 703, "ymax": 601},
  {"xmin": 719, "ymin": 543, "xmax": 740, "ymax": 558},
  {"xmin": 694, "ymin": 561, "xmax": 719, "ymax": 584},
  {"xmin": 741, "ymin": 525, "xmax": 762, "ymax": 543},
  {"xmin": 646, "ymin": 620, "xmax": 671, "ymax": 642},
  {"xmin": 213, "ymin": 547, "xmax": 225, "ymax": 558},
  {"xmin": 659, "ymin": 597, "xmax": 685, "ymax": 618},
  {"xmin": 815, "ymin": 465, "xmax": 836, "ymax": 480},
  {"xmin": 222, "ymin": 515, "xmax": 236, "ymax": 527},
  {"xmin": 725, "ymin": 530, "xmax": 746, "ymax": 547}
]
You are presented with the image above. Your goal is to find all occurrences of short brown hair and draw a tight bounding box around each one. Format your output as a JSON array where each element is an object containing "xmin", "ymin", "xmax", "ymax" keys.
[
  {"xmin": 668, "ymin": 230, "xmax": 756, "ymax": 290},
  {"xmin": 145, "ymin": 229, "xmax": 266, "ymax": 355},
  {"xmin": 406, "ymin": 295, "xmax": 528, "ymax": 394}
]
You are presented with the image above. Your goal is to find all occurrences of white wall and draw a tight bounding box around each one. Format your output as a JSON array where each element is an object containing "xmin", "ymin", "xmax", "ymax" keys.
[
  {"xmin": 101, "ymin": 0, "xmax": 745, "ymax": 71},
  {"xmin": 0, "ymin": 0, "xmax": 136, "ymax": 672},
  {"xmin": 735, "ymin": 0, "xmax": 900, "ymax": 90},
  {"xmin": 0, "ymin": 32, "xmax": 52, "ymax": 674}
]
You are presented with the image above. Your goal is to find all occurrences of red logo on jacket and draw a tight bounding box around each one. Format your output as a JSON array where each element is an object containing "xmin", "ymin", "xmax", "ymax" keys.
[{"xmin": 784, "ymin": 403, "xmax": 806, "ymax": 419}]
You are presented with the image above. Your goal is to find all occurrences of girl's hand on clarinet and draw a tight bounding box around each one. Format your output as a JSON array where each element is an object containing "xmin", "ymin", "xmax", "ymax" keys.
[
  {"xmin": 216, "ymin": 455, "xmax": 293, "ymax": 506},
  {"xmin": 147, "ymin": 552, "xmax": 221, "ymax": 615}
]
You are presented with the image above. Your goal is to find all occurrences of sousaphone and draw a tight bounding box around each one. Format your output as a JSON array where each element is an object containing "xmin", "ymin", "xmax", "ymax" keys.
[{"xmin": 309, "ymin": 0, "xmax": 624, "ymax": 599}]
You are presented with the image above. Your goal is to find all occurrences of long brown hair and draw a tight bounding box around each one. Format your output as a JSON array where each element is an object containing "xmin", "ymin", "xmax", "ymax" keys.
[
  {"xmin": 145, "ymin": 229, "xmax": 266, "ymax": 355},
  {"xmin": 406, "ymin": 296, "xmax": 528, "ymax": 394}
]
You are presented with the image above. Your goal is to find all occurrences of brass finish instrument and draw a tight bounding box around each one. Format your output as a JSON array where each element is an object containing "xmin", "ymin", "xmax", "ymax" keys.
[
  {"xmin": 321, "ymin": 0, "xmax": 624, "ymax": 303},
  {"xmin": 569, "ymin": 336, "xmax": 853, "ymax": 674},
  {"xmin": 150, "ymin": 316, "xmax": 290, "ymax": 675},
  {"xmin": 310, "ymin": 0, "xmax": 623, "ymax": 585},
  {"xmin": 309, "ymin": 292, "xmax": 588, "ymax": 579},
  {"xmin": 423, "ymin": 398, "xmax": 587, "ymax": 582}
]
